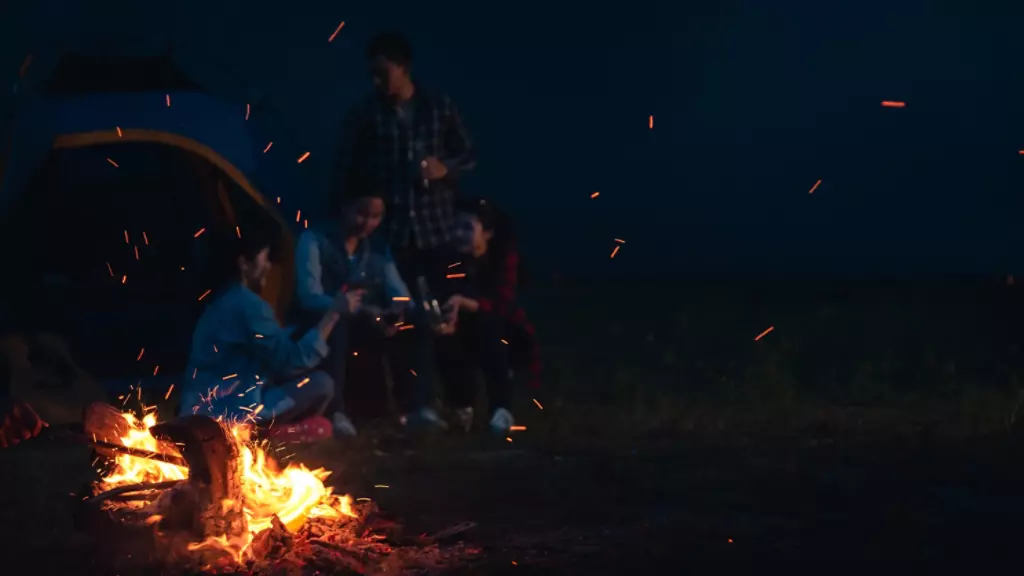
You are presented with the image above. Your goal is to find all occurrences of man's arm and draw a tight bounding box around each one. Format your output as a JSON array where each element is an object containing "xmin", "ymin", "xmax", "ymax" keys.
[
  {"xmin": 294, "ymin": 231, "xmax": 337, "ymax": 315},
  {"xmin": 438, "ymin": 97, "xmax": 477, "ymax": 176}
]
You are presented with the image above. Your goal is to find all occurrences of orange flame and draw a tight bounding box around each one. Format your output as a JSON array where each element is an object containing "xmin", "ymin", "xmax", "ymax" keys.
[{"xmin": 98, "ymin": 411, "xmax": 357, "ymax": 562}]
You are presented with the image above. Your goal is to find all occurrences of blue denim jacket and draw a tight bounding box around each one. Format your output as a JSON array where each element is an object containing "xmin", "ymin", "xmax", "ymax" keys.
[
  {"xmin": 179, "ymin": 283, "xmax": 328, "ymax": 420},
  {"xmin": 293, "ymin": 228, "xmax": 412, "ymax": 322}
]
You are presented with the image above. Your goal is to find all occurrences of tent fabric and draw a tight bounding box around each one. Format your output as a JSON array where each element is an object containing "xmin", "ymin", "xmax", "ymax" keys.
[
  {"xmin": 43, "ymin": 52, "xmax": 202, "ymax": 95},
  {"xmin": 2, "ymin": 91, "xmax": 259, "ymax": 204},
  {"xmin": 0, "ymin": 89, "xmax": 298, "ymax": 318}
]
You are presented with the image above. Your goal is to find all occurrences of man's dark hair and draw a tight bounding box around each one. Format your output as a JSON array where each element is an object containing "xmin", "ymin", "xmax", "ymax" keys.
[{"xmin": 365, "ymin": 32, "xmax": 413, "ymax": 67}]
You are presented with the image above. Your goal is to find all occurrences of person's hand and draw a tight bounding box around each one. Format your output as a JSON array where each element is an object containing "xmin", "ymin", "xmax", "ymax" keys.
[
  {"xmin": 420, "ymin": 156, "xmax": 449, "ymax": 181},
  {"xmin": 334, "ymin": 288, "xmax": 366, "ymax": 314},
  {"xmin": 387, "ymin": 306, "xmax": 407, "ymax": 323},
  {"xmin": 433, "ymin": 322, "xmax": 457, "ymax": 336},
  {"xmin": 442, "ymin": 295, "xmax": 461, "ymax": 324},
  {"xmin": 444, "ymin": 294, "xmax": 479, "ymax": 319}
]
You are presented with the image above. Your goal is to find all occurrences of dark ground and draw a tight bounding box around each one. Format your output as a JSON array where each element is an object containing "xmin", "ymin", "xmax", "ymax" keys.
[
  {"xmin": 3, "ymin": 278, "xmax": 1024, "ymax": 573},
  {"xmin": 1, "ymin": 427, "xmax": 1023, "ymax": 574}
]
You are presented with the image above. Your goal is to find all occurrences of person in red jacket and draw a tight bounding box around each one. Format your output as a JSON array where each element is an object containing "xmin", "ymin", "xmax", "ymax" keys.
[{"xmin": 431, "ymin": 197, "xmax": 540, "ymax": 434}]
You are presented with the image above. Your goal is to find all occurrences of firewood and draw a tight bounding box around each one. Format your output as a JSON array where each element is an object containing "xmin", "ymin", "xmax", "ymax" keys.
[
  {"xmin": 83, "ymin": 401, "xmax": 131, "ymax": 440},
  {"xmin": 83, "ymin": 402, "xmax": 179, "ymax": 460},
  {"xmin": 252, "ymin": 516, "xmax": 294, "ymax": 562},
  {"xmin": 82, "ymin": 480, "xmax": 181, "ymax": 506},
  {"xmin": 428, "ymin": 521, "xmax": 478, "ymax": 543},
  {"xmin": 307, "ymin": 539, "xmax": 368, "ymax": 574}
]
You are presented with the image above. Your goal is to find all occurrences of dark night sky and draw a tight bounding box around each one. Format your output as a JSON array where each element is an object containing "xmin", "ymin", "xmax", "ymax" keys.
[{"xmin": 3, "ymin": 0, "xmax": 1024, "ymax": 279}]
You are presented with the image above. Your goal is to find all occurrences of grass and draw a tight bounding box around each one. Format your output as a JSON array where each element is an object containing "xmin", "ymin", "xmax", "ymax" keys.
[
  {"xmin": 5, "ymin": 275, "xmax": 1024, "ymax": 572},
  {"xmin": 7, "ymin": 275, "xmax": 1023, "ymax": 454},
  {"xmin": 509, "ymin": 276, "xmax": 1024, "ymax": 451}
]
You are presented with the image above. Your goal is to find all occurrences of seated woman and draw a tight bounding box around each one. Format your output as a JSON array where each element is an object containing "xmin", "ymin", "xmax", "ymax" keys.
[
  {"xmin": 292, "ymin": 188, "xmax": 445, "ymax": 433},
  {"xmin": 432, "ymin": 197, "xmax": 541, "ymax": 434},
  {"xmin": 178, "ymin": 221, "xmax": 361, "ymax": 443}
]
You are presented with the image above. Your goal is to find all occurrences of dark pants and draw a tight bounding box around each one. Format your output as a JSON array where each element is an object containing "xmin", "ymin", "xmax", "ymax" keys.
[
  {"xmin": 322, "ymin": 313, "xmax": 431, "ymax": 420},
  {"xmin": 394, "ymin": 245, "xmax": 451, "ymax": 295},
  {"xmin": 261, "ymin": 370, "xmax": 334, "ymax": 424},
  {"xmin": 435, "ymin": 312, "xmax": 512, "ymax": 413}
]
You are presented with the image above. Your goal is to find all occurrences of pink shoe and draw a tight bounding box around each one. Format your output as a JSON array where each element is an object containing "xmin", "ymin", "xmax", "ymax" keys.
[{"xmin": 269, "ymin": 415, "xmax": 333, "ymax": 444}]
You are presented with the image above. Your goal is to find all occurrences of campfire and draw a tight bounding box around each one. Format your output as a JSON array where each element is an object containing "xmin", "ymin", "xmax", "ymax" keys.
[{"xmin": 77, "ymin": 403, "xmax": 480, "ymax": 575}]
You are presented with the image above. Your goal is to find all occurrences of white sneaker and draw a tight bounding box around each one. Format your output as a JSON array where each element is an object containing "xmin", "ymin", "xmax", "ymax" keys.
[
  {"xmin": 332, "ymin": 412, "xmax": 358, "ymax": 437},
  {"xmin": 455, "ymin": 407, "xmax": 474, "ymax": 432},
  {"xmin": 489, "ymin": 407, "xmax": 514, "ymax": 434},
  {"xmin": 401, "ymin": 407, "xmax": 449, "ymax": 430},
  {"xmin": 418, "ymin": 407, "xmax": 449, "ymax": 430}
]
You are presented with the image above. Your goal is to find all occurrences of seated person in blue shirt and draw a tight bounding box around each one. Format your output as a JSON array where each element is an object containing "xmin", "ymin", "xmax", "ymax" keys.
[
  {"xmin": 179, "ymin": 222, "xmax": 363, "ymax": 442},
  {"xmin": 294, "ymin": 188, "xmax": 446, "ymax": 433}
]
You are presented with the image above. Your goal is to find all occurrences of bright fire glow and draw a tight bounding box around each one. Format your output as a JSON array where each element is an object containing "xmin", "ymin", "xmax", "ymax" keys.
[{"xmin": 99, "ymin": 411, "xmax": 356, "ymax": 561}]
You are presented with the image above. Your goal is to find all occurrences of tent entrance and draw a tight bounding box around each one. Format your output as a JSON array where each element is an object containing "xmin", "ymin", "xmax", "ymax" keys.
[{"xmin": 0, "ymin": 140, "xmax": 287, "ymax": 384}]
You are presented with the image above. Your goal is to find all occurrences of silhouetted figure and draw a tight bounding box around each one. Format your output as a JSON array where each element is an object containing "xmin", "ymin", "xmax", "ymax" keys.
[{"xmin": 333, "ymin": 31, "xmax": 476, "ymax": 288}]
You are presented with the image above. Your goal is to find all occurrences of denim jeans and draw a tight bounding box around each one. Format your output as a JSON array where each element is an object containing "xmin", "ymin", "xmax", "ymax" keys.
[{"xmin": 260, "ymin": 370, "xmax": 334, "ymax": 424}]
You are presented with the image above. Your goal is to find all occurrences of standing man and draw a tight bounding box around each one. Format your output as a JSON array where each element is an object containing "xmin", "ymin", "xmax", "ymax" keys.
[{"xmin": 333, "ymin": 31, "xmax": 477, "ymax": 285}]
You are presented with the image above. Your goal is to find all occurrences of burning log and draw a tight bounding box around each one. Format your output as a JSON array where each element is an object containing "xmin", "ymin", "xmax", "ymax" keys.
[
  {"xmin": 84, "ymin": 401, "xmax": 181, "ymax": 461},
  {"xmin": 78, "ymin": 412, "xmax": 248, "ymax": 566},
  {"xmin": 74, "ymin": 407, "xmax": 482, "ymax": 574},
  {"xmin": 250, "ymin": 515, "xmax": 294, "ymax": 562},
  {"xmin": 149, "ymin": 415, "xmax": 247, "ymax": 541},
  {"xmin": 82, "ymin": 480, "xmax": 181, "ymax": 506}
]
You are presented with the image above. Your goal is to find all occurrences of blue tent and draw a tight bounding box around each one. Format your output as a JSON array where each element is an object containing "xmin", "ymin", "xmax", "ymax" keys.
[
  {"xmin": 0, "ymin": 51, "xmax": 303, "ymax": 383},
  {"xmin": 0, "ymin": 51, "xmax": 301, "ymax": 313}
]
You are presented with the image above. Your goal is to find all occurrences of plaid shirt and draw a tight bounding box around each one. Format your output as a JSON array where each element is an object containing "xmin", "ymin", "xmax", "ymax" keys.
[{"xmin": 334, "ymin": 87, "xmax": 476, "ymax": 250}]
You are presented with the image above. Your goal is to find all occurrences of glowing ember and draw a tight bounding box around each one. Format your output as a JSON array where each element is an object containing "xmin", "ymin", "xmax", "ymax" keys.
[
  {"xmin": 328, "ymin": 21, "xmax": 346, "ymax": 42},
  {"xmin": 97, "ymin": 410, "xmax": 356, "ymax": 562}
]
